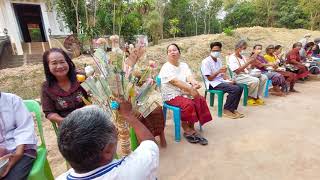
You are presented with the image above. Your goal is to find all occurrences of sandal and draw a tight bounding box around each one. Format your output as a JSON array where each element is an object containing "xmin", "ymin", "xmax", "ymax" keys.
[
  {"xmin": 183, "ymin": 133, "xmax": 199, "ymax": 144},
  {"xmin": 194, "ymin": 133, "xmax": 208, "ymax": 145}
]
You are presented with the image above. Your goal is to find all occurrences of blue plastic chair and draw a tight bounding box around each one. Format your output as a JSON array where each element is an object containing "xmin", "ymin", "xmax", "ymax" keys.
[
  {"xmin": 264, "ymin": 79, "xmax": 272, "ymax": 98},
  {"xmin": 156, "ymin": 76, "xmax": 202, "ymax": 142}
]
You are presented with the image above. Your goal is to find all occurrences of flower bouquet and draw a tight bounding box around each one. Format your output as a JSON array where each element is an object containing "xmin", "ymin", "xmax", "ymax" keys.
[{"xmin": 80, "ymin": 35, "xmax": 158, "ymax": 156}]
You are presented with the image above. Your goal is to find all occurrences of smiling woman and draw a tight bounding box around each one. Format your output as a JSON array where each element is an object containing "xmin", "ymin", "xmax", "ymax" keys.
[{"xmin": 40, "ymin": 48, "xmax": 88, "ymax": 126}]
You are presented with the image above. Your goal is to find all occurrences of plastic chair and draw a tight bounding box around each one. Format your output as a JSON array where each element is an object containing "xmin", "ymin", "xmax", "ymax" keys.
[
  {"xmin": 227, "ymin": 66, "xmax": 249, "ymax": 106},
  {"xmin": 264, "ymin": 79, "xmax": 272, "ymax": 98},
  {"xmin": 129, "ymin": 128, "xmax": 138, "ymax": 151},
  {"xmin": 156, "ymin": 76, "xmax": 202, "ymax": 142},
  {"xmin": 200, "ymin": 68, "xmax": 225, "ymax": 117},
  {"xmin": 23, "ymin": 100, "xmax": 54, "ymax": 180}
]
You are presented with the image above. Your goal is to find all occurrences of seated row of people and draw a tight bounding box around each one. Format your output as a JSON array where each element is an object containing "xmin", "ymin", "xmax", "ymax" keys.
[{"xmin": 200, "ymin": 40, "xmax": 306, "ymax": 117}]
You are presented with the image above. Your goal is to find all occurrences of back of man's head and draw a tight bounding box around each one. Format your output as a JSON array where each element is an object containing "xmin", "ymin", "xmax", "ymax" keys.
[{"xmin": 58, "ymin": 106, "xmax": 117, "ymax": 173}]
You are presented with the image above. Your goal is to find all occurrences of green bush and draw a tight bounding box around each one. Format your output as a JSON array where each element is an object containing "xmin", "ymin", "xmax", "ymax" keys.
[
  {"xmin": 223, "ymin": 27, "xmax": 234, "ymax": 36},
  {"xmin": 29, "ymin": 28, "xmax": 42, "ymax": 42}
]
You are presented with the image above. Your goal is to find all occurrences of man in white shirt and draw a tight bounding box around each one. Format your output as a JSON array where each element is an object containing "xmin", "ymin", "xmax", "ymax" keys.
[
  {"xmin": 201, "ymin": 42, "xmax": 244, "ymax": 119},
  {"xmin": 228, "ymin": 40, "xmax": 268, "ymax": 106},
  {"xmin": 0, "ymin": 92, "xmax": 37, "ymax": 180},
  {"xmin": 56, "ymin": 101, "xmax": 159, "ymax": 180}
]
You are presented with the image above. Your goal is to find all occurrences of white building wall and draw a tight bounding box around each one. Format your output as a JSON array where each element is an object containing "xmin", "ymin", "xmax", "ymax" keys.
[
  {"xmin": 0, "ymin": 3, "xmax": 6, "ymax": 36},
  {"xmin": 2, "ymin": 0, "xmax": 24, "ymax": 55},
  {"xmin": 0, "ymin": 0, "xmax": 70, "ymax": 55}
]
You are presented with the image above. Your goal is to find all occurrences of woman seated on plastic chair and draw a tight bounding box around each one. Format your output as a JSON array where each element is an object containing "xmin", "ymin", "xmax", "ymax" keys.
[
  {"xmin": 264, "ymin": 45, "xmax": 299, "ymax": 93},
  {"xmin": 41, "ymin": 48, "xmax": 88, "ymax": 126},
  {"xmin": 158, "ymin": 43, "xmax": 212, "ymax": 145},
  {"xmin": 0, "ymin": 92, "xmax": 37, "ymax": 180},
  {"xmin": 286, "ymin": 42, "xmax": 309, "ymax": 80},
  {"xmin": 250, "ymin": 44, "xmax": 287, "ymax": 96}
]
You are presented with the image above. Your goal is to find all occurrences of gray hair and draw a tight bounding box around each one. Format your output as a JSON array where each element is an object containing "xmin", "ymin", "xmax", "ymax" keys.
[
  {"xmin": 235, "ymin": 40, "xmax": 248, "ymax": 49},
  {"xmin": 58, "ymin": 105, "xmax": 117, "ymax": 173}
]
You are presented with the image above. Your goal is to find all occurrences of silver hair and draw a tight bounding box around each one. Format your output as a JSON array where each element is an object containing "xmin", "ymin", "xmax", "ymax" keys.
[
  {"xmin": 68, "ymin": 105, "xmax": 117, "ymax": 144},
  {"xmin": 235, "ymin": 40, "xmax": 248, "ymax": 49},
  {"xmin": 58, "ymin": 105, "xmax": 117, "ymax": 172}
]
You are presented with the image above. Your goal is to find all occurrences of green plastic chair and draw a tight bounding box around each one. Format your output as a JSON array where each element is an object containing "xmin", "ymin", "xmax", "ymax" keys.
[
  {"xmin": 227, "ymin": 66, "xmax": 249, "ymax": 106},
  {"xmin": 130, "ymin": 128, "xmax": 138, "ymax": 151},
  {"xmin": 200, "ymin": 68, "xmax": 225, "ymax": 117},
  {"xmin": 23, "ymin": 100, "xmax": 54, "ymax": 180}
]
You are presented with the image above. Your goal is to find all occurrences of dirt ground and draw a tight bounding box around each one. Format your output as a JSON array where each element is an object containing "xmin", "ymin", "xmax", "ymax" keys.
[
  {"xmin": 46, "ymin": 79, "xmax": 320, "ymax": 179},
  {"xmin": 158, "ymin": 80, "xmax": 320, "ymax": 180}
]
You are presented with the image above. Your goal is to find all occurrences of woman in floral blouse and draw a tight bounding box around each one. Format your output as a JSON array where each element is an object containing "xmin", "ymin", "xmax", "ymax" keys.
[{"xmin": 41, "ymin": 48, "xmax": 88, "ymax": 125}]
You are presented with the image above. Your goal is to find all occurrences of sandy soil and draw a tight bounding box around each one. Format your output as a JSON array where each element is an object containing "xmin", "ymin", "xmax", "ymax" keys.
[
  {"xmin": 158, "ymin": 80, "xmax": 320, "ymax": 180},
  {"xmin": 46, "ymin": 79, "xmax": 320, "ymax": 179}
]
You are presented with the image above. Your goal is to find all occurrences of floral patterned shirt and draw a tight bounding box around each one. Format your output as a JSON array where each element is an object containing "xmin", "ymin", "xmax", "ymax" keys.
[{"xmin": 41, "ymin": 81, "xmax": 88, "ymax": 118}]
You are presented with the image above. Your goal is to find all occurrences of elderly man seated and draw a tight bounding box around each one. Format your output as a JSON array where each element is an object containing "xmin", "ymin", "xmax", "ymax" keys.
[
  {"xmin": 228, "ymin": 40, "xmax": 268, "ymax": 106},
  {"xmin": 56, "ymin": 101, "xmax": 159, "ymax": 180}
]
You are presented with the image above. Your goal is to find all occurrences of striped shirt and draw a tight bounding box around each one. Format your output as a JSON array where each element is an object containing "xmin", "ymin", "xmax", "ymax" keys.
[{"xmin": 57, "ymin": 140, "xmax": 159, "ymax": 180}]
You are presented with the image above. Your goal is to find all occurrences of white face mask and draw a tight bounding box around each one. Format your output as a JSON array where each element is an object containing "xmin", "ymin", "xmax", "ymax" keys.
[
  {"xmin": 210, "ymin": 51, "xmax": 221, "ymax": 58},
  {"xmin": 240, "ymin": 50, "xmax": 247, "ymax": 56}
]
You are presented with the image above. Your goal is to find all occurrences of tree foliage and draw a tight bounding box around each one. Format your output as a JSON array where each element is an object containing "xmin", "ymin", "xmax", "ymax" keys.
[{"xmin": 53, "ymin": 0, "xmax": 319, "ymax": 46}]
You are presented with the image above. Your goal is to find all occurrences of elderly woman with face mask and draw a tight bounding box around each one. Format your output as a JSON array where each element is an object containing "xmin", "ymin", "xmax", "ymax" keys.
[
  {"xmin": 227, "ymin": 40, "xmax": 268, "ymax": 106},
  {"xmin": 158, "ymin": 43, "xmax": 212, "ymax": 145}
]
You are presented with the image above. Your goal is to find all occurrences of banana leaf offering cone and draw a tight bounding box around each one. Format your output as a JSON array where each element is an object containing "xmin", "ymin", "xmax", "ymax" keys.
[
  {"xmin": 81, "ymin": 35, "xmax": 154, "ymax": 157},
  {"xmin": 113, "ymin": 110, "xmax": 131, "ymax": 156}
]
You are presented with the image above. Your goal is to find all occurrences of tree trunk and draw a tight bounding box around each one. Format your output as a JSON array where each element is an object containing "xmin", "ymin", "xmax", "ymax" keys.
[
  {"xmin": 113, "ymin": 2, "xmax": 116, "ymax": 35},
  {"xmin": 194, "ymin": 16, "xmax": 198, "ymax": 36},
  {"xmin": 160, "ymin": 17, "xmax": 164, "ymax": 39},
  {"xmin": 208, "ymin": 17, "xmax": 211, "ymax": 34},
  {"xmin": 93, "ymin": 0, "xmax": 97, "ymax": 27},
  {"xmin": 71, "ymin": 0, "xmax": 79, "ymax": 34},
  {"xmin": 85, "ymin": 2, "xmax": 89, "ymax": 28},
  {"xmin": 204, "ymin": 15, "xmax": 207, "ymax": 34}
]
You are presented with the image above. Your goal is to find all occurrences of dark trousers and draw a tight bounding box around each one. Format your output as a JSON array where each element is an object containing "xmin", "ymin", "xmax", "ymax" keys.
[
  {"xmin": 209, "ymin": 83, "xmax": 243, "ymax": 112},
  {"xmin": 2, "ymin": 155, "xmax": 35, "ymax": 180}
]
